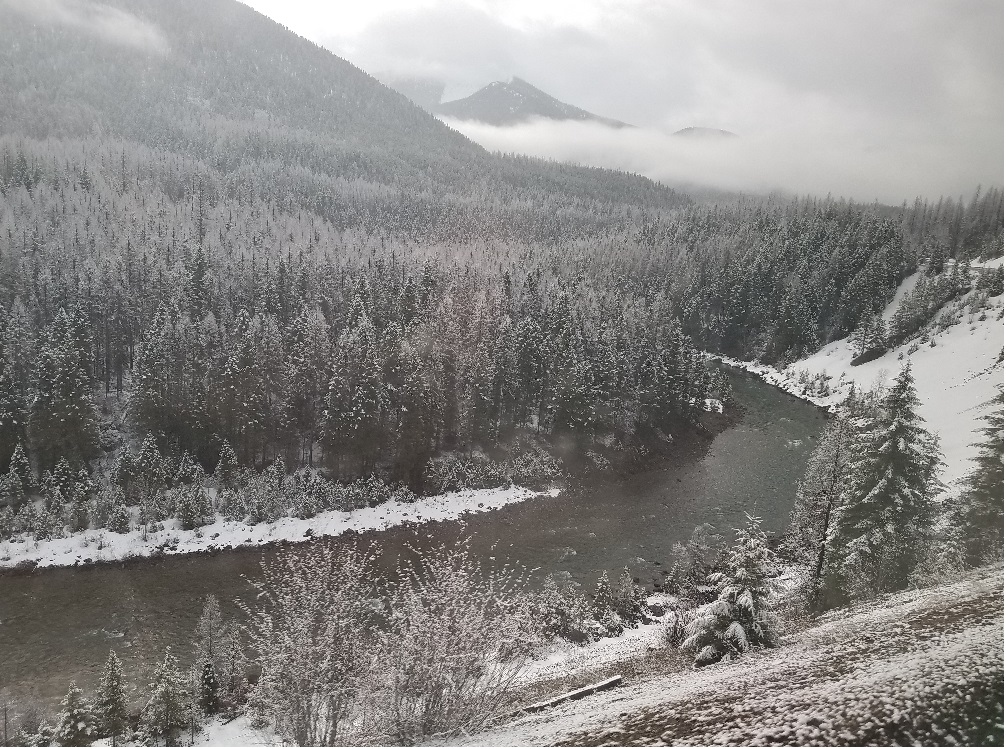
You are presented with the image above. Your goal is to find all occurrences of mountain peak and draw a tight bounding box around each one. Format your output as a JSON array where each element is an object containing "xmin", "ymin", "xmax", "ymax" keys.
[{"xmin": 437, "ymin": 78, "xmax": 630, "ymax": 128}]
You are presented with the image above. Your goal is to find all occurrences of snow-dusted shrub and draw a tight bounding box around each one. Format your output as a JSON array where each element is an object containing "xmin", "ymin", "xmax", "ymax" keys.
[
  {"xmin": 424, "ymin": 447, "xmax": 561, "ymax": 494},
  {"xmin": 683, "ymin": 515, "xmax": 780, "ymax": 666},
  {"xmin": 244, "ymin": 543, "xmax": 378, "ymax": 746},
  {"xmin": 370, "ymin": 542, "xmax": 543, "ymax": 744},
  {"xmin": 537, "ymin": 575, "xmax": 598, "ymax": 644}
]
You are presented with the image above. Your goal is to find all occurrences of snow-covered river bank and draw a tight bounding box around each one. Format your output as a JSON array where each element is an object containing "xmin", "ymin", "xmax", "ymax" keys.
[{"xmin": 0, "ymin": 485, "xmax": 559, "ymax": 572}]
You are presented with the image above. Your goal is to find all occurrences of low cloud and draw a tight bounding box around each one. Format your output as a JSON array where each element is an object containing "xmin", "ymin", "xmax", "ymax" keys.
[
  {"xmin": 3, "ymin": 0, "xmax": 168, "ymax": 54},
  {"xmin": 444, "ymin": 117, "xmax": 1001, "ymax": 204}
]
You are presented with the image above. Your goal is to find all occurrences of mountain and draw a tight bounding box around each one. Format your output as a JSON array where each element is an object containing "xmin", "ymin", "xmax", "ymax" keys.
[
  {"xmin": 672, "ymin": 127, "xmax": 738, "ymax": 138},
  {"xmin": 437, "ymin": 77, "xmax": 631, "ymax": 128}
]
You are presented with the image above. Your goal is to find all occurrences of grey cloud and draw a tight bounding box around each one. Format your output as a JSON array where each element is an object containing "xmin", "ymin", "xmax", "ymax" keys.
[
  {"xmin": 324, "ymin": 0, "xmax": 1002, "ymax": 201},
  {"xmin": 3, "ymin": 0, "xmax": 169, "ymax": 53}
]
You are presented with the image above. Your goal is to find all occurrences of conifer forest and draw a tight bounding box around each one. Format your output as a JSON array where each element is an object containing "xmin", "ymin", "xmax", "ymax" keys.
[{"xmin": 0, "ymin": 1, "xmax": 1002, "ymax": 747}]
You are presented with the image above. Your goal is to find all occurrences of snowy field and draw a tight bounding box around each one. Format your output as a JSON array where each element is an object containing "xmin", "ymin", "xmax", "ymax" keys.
[
  {"xmin": 716, "ymin": 258, "xmax": 1004, "ymax": 486},
  {"xmin": 465, "ymin": 565, "xmax": 1004, "ymax": 746},
  {"xmin": 0, "ymin": 485, "xmax": 560, "ymax": 571}
]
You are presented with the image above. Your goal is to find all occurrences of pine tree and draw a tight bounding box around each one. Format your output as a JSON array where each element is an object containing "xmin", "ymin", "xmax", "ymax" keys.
[
  {"xmin": 956, "ymin": 385, "xmax": 1004, "ymax": 566},
  {"xmin": 140, "ymin": 648, "xmax": 188, "ymax": 746},
  {"xmin": 95, "ymin": 650, "xmax": 128, "ymax": 745},
  {"xmin": 199, "ymin": 662, "xmax": 219, "ymax": 715},
  {"xmin": 28, "ymin": 309, "xmax": 99, "ymax": 474},
  {"xmin": 826, "ymin": 363, "xmax": 943, "ymax": 599},
  {"xmin": 214, "ymin": 441, "xmax": 239, "ymax": 490},
  {"xmin": 54, "ymin": 681, "xmax": 97, "ymax": 746},
  {"xmin": 682, "ymin": 515, "xmax": 780, "ymax": 666},
  {"xmin": 7, "ymin": 442, "xmax": 33, "ymax": 496}
]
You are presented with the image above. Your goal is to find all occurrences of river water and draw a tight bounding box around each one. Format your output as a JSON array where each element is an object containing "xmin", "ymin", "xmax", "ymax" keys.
[{"xmin": 0, "ymin": 370, "xmax": 825, "ymax": 709}]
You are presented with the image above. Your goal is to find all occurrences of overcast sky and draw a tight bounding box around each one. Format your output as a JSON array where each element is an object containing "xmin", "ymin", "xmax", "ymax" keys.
[{"xmin": 241, "ymin": 0, "xmax": 1003, "ymax": 203}]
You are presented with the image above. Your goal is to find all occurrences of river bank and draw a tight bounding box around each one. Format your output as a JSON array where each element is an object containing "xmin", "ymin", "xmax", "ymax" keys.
[{"xmin": 0, "ymin": 371, "xmax": 825, "ymax": 711}]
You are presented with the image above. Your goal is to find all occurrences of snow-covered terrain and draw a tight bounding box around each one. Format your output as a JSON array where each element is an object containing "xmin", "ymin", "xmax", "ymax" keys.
[
  {"xmin": 0, "ymin": 485, "xmax": 560, "ymax": 571},
  {"xmin": 716, "ymin": 258, "xmax": 1004, "ymax": 486},
  {"xmin": 464, "ymin": 565, "xmax": 1004, "ymax": 746}
]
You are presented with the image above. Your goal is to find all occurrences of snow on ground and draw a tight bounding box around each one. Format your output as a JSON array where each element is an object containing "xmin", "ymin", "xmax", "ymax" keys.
[
  {"xmin": 193, "ymin": 714, "xmax": 277, "ymax": 747},
  {"xmin": 524, "ymin": 595, "xmax": 677, "ymax": 684},
  {"xmin": 716, "ymin": 258, "xmax": 1004, "ymax": 487},
  {"xmin": 0, "ymin": 485, "xmax": 560, "ymax": 571},
  {"xmin": 464, "ymin": 565, "xmax": 1004, "ymax": 746}
]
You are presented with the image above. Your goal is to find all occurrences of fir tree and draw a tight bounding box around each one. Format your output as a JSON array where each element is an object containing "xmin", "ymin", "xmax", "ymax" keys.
[
  {"xmin": 7, "ymin": 442, "xmax": 33, "ymax": 496},
  {"xmin": 140, "ymin": 648, "xmax": 188, "ymax": 746},
  {"xmin": 28, "ymin": 309, "xmax": 99, "ymax": 474},
  {"xmin": 54, "ymin": 681, "xmax": 97, "ymax": 746},
  {"xmin": 199, "ymin": 662, "xmax": 219, "ymax": 715},
  {"xmin": 214, "ymin": 441, "xmax": 239, "ymax": 490},
  {"xmin": 95, "ymin": 650, "xmax": 128, "ymax": 745},
  {"xmin": 682, "ymin": 515, "xmax": 780, "ymax": 666},
  {"xmin": 956, "ymin": 385, "xmax": 1004, "ymax": 566},
  {"xmin": 826, "ymin": 363, "xmax": 943, "ymax": 599}
]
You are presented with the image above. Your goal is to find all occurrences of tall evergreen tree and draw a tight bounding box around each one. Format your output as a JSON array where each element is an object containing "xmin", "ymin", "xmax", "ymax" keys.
[
  {"xmin": 140, "ymin": 648, "xmax": 189, "ymax": 746},
  {"xmin": 826, "ymin": 364, "xmax": 943, "ymax": 600},
  {"xmin": 28, "ymin": 309, "xmax": 99, "ymax": 475},
  {"xmin": 54, "ymin": 682, "xmax": 97, "ymax": 747},
  {"xmin": 95, "ymin": 650, "xmax": 129, "ymax": 746},
  {"xmin": 955, "ymin": 385, "xmax": 1004, "ymax": 566}
]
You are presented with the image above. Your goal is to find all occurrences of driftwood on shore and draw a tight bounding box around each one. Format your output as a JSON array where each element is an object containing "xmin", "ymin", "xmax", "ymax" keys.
[{"xmin": 523, "ymin": 675, "xmax": 624, "ymax": 714}]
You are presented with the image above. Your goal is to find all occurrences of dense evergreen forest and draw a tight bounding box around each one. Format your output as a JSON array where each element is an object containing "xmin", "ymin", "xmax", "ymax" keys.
[{"xmin": 0, "ymin": 0, "xmax": 1002, "ymax": 533}]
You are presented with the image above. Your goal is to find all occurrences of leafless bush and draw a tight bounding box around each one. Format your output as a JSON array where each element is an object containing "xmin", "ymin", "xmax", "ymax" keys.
[
  {"xmin": 365, "ymin": 542, "xmax": 544, "ymax": 745},
  {"xmin": 242, "ymin": 543, "xmax": 379, "ymax": 746}
]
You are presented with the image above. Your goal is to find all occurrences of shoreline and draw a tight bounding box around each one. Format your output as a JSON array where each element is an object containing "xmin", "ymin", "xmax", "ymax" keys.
[
  {"xmin": 710, "ymin": 354, "xmax": 842, "ymax": 413},
  {"xmin": 0, "ymin": 485, "xmax": 562, "ymax": 575},
  {"xmin": 1, "ymin": 409, "xmax": 739, "ymax": 577}
]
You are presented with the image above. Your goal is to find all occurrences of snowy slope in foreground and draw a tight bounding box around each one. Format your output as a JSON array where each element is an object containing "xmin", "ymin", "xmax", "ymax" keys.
[
  {"xmin": 0, "ymin": 485, "xmax": 559, "ymax": 570},
  {"xmin": 719, "ymin": 258, "xmax": 1004, "ymax": 486},
  {"xmin": 465, "ymin": 565, "xmax": 1003, "ymax": 746}
]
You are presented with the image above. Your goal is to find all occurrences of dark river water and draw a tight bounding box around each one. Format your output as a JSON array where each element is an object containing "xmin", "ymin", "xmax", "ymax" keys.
[{"xmin": 0, "ymin": 370, "xmax": 825, "ymax": 709}]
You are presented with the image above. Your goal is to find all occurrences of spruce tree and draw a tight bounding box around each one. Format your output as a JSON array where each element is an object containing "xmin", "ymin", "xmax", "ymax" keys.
[
  {"xmin": 199, "ymin": 662, "xmax": 219, "ymax": 715},
  {"xmin": 956, "ymin": 385, "xmax": 1004, "ymax": 566},
  {"xmin": 140, "ymin": 648, "xmax": 188, "ymax": 746},
  {"xmin": 54, "ymin": 681, "xmax": 97, "ymax": 746},
  {"xmin": 95, "ymin": 650, "xmax": 129, "ymax": 745},
  {"xmin": 682, "ymin": 514, "xmax": 780, "ymax": 666},
  {"xmin": 28, "ymin": 309, "xmax": 99, "ymax": 474},
  {"xmin": 214, "ymin": 441, "xmax": 239, "ymax": 490},
  {"xmin": 827, "ymin": 363, "xmax": 943, "ymax": 599}
]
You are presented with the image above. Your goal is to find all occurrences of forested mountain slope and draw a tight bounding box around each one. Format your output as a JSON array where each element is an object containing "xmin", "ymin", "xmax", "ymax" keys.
[{"xmin": 0, "ymin": 0, "xmax": 1001, "ymax": 537}]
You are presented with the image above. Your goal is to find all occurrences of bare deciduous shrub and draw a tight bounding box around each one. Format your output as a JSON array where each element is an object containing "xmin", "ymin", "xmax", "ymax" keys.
[
  {"xmin": 243, "ymin": 543, "xmax": 378, "ymax": 746},
  {"xmin": 367, "ymin": 542, "xmax": 543, "ymax": 745}
]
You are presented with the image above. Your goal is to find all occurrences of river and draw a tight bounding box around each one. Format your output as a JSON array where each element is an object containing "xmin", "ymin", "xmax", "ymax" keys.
[{"xmin": 0, "ymin": 370, "xmax": 825, "ymax": 710}]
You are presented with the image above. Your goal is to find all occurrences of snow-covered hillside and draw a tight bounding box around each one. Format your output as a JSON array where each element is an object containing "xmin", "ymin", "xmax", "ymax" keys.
[
  {"xmin": 464, "ymin": 565, "xmax": 1003, "ymax": 746},
  {"xmin": 719, "ymin": 258, "xmax": 1004, "ymax": 486}
]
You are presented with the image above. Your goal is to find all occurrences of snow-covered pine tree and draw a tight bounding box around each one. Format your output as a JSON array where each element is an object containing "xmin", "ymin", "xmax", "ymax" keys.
[
  {"xmin": 788, "ymin": 413, "xmax": 856, "ymax": 610},
  {"xmin": 28, "ymin": 309, "xmax": 99, "ymax": 474},
  {"xmin": 682, "ymin": 514, "xmax": 780, "ymax": 666},
  {"xmin": 94, "ymin": 650, "xmax": 128, "ymax": 745},
  {"xmin": 139, "ymin": 648, "xmax": 189, "ymax": 745},
  {"xmin": 199, "ymin": 662, "xmax": 219, "ymax": 715},
  {"xmin": 612, "ymin": 567, "xmax": 648, "ymax": 626},
  {"xmin": 8, "ymin": 442, "xmax": 33, "ymax": 496},
  {"xmin": 956, "ymin": 385, "xmax": 1004, "ymax": 566},
  {"xmin": 214, "ymin": 440, "xmax": 239, "ymax": 490},
  {"xmin": 826, "ymin": 363, "xmax": 943, "ymax": 599},
  {"xmin": 53, "ymin": 681, "xmax": 97, "ymax": 746}
]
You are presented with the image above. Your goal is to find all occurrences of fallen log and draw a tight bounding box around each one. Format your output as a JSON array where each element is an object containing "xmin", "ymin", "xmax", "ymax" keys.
[{"xmin": 523, "ymin": 675, "xmax": 623, "ymax": 714}]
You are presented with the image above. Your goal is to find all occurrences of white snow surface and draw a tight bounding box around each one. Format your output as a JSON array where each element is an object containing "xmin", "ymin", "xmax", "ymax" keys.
[
  {"xmin": 715, "ymin": 258, "xmax": 1004, "ymax": 487},
  {"xmin": 464, "ymin": 565, "xmax": 1003, "ymax": 746},
  {"xmin": 0, "ymin": 485, "xmax": 560, "ymax": 570}
]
